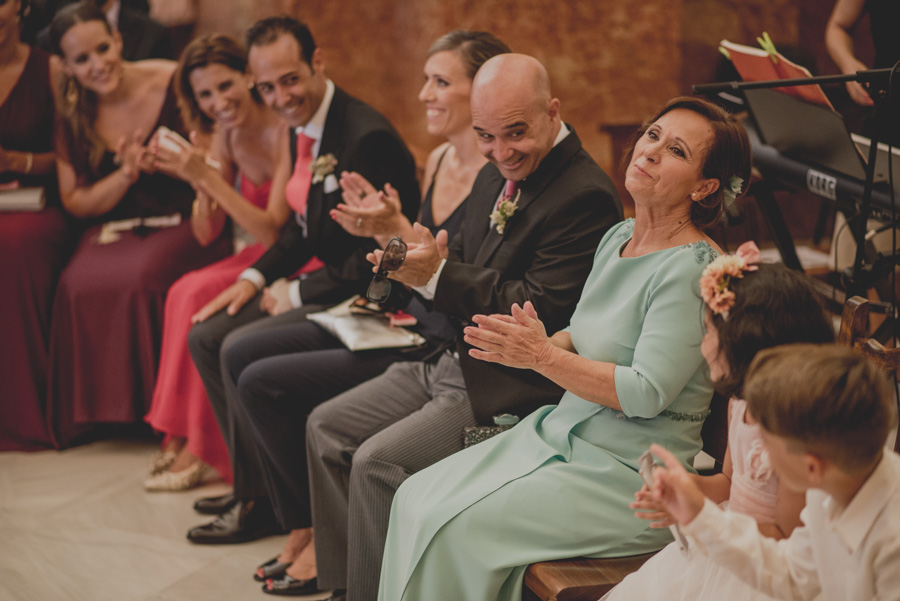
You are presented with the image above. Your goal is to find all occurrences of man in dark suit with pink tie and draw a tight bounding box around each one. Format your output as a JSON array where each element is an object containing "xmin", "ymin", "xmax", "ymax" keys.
[
  {"xmin": 305, "ymin": 53, "xmax": 622, "ymax": 601},
  {"xmin": 185, "ymin": 16, "xmax": 419, "ymax": 546}
]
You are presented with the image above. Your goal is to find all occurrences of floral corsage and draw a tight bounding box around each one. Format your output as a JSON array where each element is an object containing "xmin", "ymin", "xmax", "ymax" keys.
[
  {"xmin": 489, "ymin": 188, "xmax": 521, "ymax": 235},
  {"xmin": 722, "ymin": 175, "xmax": 744, "ymax": 206},
  {"xmin": 699, "ymin": 240, "xmax": 760, "ymax": 318},
  {"xmin": 310, "ymin": 154, "xmax": 338, "ymax": 184}
]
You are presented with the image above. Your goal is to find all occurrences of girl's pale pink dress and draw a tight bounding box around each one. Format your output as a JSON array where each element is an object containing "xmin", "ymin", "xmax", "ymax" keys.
[{"xmin": 602, "ymin": 399, "xmax": 782, "ymax": 601}]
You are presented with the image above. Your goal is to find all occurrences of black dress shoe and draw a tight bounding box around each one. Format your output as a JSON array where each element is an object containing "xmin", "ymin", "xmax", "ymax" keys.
[
  {"xmin": 193, "ymin": 492, "xmax": 238, "ymax": 515},
  {"xmin": 261, "ymin": 575, "xmax": 320, "ymax": 596},
  {"xmin": 186, "ymin": 498, "xmax": 281, "ymax": 544}
]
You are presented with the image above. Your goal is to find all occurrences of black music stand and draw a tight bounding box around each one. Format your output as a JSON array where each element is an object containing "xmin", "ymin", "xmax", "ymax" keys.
[{"xmin": 695, "ymin": 66, "xmax": 900, "ymax": 300}]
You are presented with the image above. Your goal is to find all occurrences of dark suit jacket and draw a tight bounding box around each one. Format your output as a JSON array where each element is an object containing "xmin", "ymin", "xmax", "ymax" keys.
[
  {"xmin": 434, "ymin": 126, "xmax": 622, "ymax": 424},
  {"xmin": 251, "ymin": 86, "xmax": 420, "ymax": 306}
]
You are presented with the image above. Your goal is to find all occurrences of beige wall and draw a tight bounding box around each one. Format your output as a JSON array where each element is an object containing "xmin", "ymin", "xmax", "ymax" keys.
[{"xmin": 195, "ymin": 0, "xmax": 859, "ymax": 210}]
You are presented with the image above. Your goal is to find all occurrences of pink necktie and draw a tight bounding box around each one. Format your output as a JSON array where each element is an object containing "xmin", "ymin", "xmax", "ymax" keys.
[
  {"xmin": 284, "ymin": 132, "xmax": 316, "ymax": 216},
  {"xmin": 503, "ymin": 179, "xmax": 518, "ymax": 200},
  {"xmin": 494, "ymin": 179, "xmax": 519, "ymax": 212}
]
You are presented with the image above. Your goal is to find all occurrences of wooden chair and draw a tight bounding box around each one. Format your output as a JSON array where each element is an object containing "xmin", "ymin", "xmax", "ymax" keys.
[{"xmin": 839, "ymin": 296, "xmax": 900, "ymax": 454}]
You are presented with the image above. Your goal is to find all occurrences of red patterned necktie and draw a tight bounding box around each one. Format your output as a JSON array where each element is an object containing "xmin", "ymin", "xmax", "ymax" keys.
[{"xmin": 285, "ymin": 132, "xmax": 316, "ymax": 216}]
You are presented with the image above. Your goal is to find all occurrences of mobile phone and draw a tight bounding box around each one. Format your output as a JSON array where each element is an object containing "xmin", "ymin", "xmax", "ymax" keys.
[
  {"xmin": 156, "ymin": 126, "xmax": 189, "ymax": 153},
  {"xmin": 155, "ymin": 126, "xmax": 222, "ymax": 170},
  {"xmin": 638, "ymin": 450, "xmax": 691, "ymax": 555}
]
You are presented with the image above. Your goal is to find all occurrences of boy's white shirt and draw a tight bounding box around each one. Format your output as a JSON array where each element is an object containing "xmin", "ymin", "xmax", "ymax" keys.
[{"xmin": 682, "ymin": 451, "xmax": 900, "ymax": 601}]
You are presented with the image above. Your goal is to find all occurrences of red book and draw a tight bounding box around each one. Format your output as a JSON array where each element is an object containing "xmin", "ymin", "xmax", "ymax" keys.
[{"xmin": 719, "ymin": 37, "xmax": 833, "ymax": 109}]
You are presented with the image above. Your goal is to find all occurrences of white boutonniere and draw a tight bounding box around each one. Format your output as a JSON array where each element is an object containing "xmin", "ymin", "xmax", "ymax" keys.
[
  {"xmin": 488, "ymin": 188, "xmax": 521, "ymax": 235},
  {"xmin": 310, "ymin": 154, "xmax": 338, "ymax": 184}
]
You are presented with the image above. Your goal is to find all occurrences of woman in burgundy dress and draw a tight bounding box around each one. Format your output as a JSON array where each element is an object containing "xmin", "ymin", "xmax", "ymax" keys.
[
  {"xmin": 144, "ymin": 34, "xmax": 320, "ymax": 491},
  {"xmin": 45, "ymin": 2, "xmax": 229, "ymax": 447},
  {"xmin": 0, "ymin": 0, "xmax": 71, "ymax": 451}
]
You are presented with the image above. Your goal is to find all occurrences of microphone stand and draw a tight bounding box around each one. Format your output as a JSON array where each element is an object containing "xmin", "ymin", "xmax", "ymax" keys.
[{"xmin": 693, "ymin": 65, "xmax": 899, "ymax": 300}]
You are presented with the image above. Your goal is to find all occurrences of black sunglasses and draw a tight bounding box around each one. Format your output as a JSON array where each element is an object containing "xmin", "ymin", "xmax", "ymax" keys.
[{"xmin": 366, "ymin": 236, "xmax": 407, "ymax": 303}]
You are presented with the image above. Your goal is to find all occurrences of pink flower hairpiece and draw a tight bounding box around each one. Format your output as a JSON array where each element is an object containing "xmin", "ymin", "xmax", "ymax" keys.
[{"xmin": 700, "ymin": 241, "xmax": 761, "ymax": 318}]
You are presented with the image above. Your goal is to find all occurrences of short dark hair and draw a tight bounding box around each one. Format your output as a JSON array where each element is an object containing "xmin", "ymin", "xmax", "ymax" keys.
[
  {"xmin": 621, "ymin": 96, "xmax": 752, "ymax": 228},
  {"xmin": 745, "ymin": 344, "xmax": 895, "ymax": 472},
  {"xmin": 245, "ymin": 15, "xmax": 316, "ymax": 65},
  {"xmin": 710, "ymin": 262, "xmax": 834, "ymax": 398},
  {"xmin": 49, "ymin": 0, "xmax": 111, "ymax": 56},
  {"xmin": 176, "ymin": 34, "xmax": 260, "ymax": 133},
  {"xmin": 426, "ymin": 31, "xmax": 511, "ymax": 80}
]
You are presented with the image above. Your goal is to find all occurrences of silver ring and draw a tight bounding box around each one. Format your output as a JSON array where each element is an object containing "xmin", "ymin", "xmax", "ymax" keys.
[{"xmin": 356, "ymin": 218, "xmax": 362, "ymax": 227}]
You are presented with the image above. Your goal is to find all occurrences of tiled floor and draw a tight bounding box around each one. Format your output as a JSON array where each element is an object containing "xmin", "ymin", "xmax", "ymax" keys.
[{"xmin": 0, "ymin": 439, "xmax": 331, "ymax": 601}]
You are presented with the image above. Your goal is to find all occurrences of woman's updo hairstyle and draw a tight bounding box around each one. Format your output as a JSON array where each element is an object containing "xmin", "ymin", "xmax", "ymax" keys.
[
  {"xmin": 621, "ymin": 96, "xmax": 752, "ymax": 228},
  {"xmin": 175, "ymin": 34, "xmax": 259, "ymax": 134},
  {"xmin": 48, "ymin": 1, "xmax": 111, "ymax": 56},
  {"xmin": 710, "ymin": 262, "xmax": 834, "ymax": 398},
  {"xmin": 425, "ymin": 30, "xmax": 511, "ymax": 80}
]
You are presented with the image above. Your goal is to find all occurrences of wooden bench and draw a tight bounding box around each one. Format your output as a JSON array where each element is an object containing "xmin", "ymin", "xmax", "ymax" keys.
[{"xmin": 524, "ymin": 295, "xmax": 900, "ymax": 601}]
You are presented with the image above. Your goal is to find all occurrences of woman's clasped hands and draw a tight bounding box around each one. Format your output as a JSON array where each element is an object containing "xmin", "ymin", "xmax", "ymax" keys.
[
  {"xmin": 464, "ymin": 301, "xmax": 556, "ymax": 370},
  {"xmin": 115, "ymin": 128, "xmax": 155, "ymax": 184}
]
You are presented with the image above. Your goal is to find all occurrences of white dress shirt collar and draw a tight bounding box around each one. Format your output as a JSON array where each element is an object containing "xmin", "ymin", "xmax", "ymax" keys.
[{"xmin": 295, "ymin": 79, "xmax": 335, "ymax": 150}]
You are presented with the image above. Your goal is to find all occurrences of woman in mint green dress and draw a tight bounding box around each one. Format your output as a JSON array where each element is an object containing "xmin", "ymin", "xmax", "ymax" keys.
[{"xmin": 377, "ymin": 97, "xmax": 753, "ymax": 601}]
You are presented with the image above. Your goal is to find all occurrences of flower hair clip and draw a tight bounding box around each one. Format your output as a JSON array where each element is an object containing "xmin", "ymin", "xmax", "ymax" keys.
[
  {"xmin": 700, "ymin": 240, "xmax": 760, "ymax": 318},
  {"xmin": 722, "ymin": 175, "xmax": 744, "ymax": 206}
]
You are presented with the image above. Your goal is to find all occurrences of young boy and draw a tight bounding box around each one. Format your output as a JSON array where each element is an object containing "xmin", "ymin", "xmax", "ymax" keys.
[{"xmin": 648, "ymin": 343, "xmax": 900, "ymax": 601}]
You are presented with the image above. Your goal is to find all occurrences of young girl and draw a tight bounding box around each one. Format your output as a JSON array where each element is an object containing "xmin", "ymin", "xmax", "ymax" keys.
[{"xmin": 602, "ymin": 242, "xmax": 835, "ymax": 601}]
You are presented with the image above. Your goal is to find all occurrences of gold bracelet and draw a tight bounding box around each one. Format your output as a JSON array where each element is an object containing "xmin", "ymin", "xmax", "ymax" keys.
[{"xmin": 24, "ymin": 152, "xmax": 33, "ymax": 175}]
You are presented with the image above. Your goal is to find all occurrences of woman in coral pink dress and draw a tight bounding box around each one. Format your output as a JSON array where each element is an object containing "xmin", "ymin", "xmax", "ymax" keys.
[{"xmin": 144, "ymin": 34, "xmax": 320, "ymax": 490}]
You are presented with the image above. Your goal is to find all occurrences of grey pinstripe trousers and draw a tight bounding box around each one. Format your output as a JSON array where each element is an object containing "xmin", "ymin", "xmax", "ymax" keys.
[{"xmin": 306, "ymin": 352, "xmax": 477, "ymax": 601}]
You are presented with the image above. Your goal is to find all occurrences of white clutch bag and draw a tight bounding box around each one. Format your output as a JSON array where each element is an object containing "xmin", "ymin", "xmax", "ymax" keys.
[{"xmin": 308, "ymin": 296, "xmax": 426, "ymax": 351}]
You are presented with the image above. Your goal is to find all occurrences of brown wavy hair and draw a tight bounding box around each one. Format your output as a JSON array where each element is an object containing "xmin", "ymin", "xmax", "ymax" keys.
[
  {"xmin": 50, "ymin": 1, "xmax": 115, "ymax": 174},
  {"xmin": 175, "ymin": 34, "xmax": 262, "ymax": 134},
  {"xmin": 709, "ymin": 262, "xmax": 834, "ymax": 399}
]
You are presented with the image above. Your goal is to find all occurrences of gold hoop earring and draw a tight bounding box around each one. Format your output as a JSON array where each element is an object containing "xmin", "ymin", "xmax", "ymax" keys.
[{"xmin": 65, "ymin": 77, "xmax": 79, "ymax": 107}]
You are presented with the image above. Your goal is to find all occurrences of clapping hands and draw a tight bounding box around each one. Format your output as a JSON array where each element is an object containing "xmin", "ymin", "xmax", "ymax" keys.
[
  {"xmin": 463, "ymin": 301, "xmax": 554, "ymax": 370},
  {"xmin": 115, "ymin": 129, "xmax": 154, "ymax": 183},
  {"xmin": 332, "ymin": 171, "xmax": 406, "ymax": 239}
]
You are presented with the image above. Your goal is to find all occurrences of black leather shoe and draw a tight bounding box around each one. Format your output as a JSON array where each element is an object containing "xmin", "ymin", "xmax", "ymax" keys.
[
  {"xmin": 186, "ymin": 498, "xmax": 281, "ymax": 544},
  {"xmin": 193, "ymin": 492, "xmax": 238, "ymax": 515}
]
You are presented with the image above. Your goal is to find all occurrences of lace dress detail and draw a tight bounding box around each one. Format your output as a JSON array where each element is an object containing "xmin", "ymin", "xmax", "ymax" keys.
[{"xmin": 615, "ymin": 218, "xmax": 717, "ymax": 264}]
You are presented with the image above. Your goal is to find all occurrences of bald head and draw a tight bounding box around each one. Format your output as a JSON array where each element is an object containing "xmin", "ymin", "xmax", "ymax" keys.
[
  {"xmin": 470, "ymin": 54, "xmax": 561, "ymax": 181},
  {"xmin": 472, "ymin": 53, "xmax": 552, "ymax": 108}
]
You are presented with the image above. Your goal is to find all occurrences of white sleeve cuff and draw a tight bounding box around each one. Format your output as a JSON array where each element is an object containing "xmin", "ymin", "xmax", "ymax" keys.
[
  {"xmin": 289, "ymin": 279, "xmax": 303, "ymax": 308},
  {"xmin": 238, "ymin": 268, "xmax": 266, "ymax": 290},
  {"xmin": 413, "ymin": 258, "xmax": 447, "ymax": 300}
]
